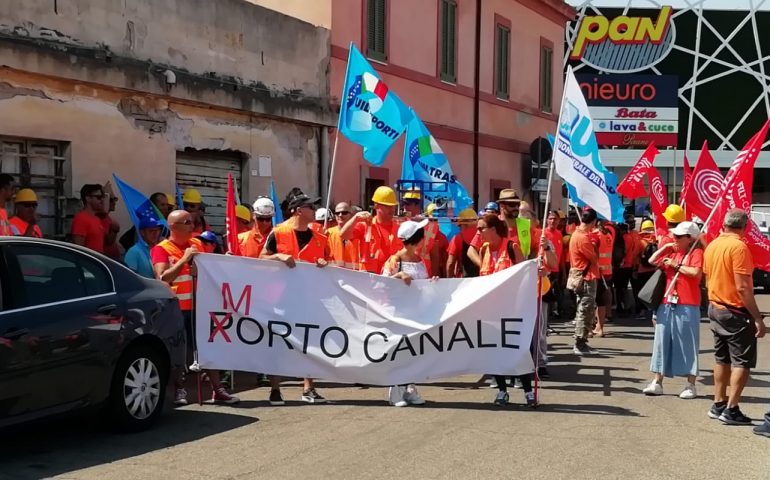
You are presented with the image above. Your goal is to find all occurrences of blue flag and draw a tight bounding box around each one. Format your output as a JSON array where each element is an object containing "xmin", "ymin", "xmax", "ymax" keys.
[
  {"xmin": 339, "ymin": 44, "xmax": 414, "ymax": 166},
  {"xmin": 402, "ymin": 112, "xmax": 472, "ymax": 238},
  {"xmin": 551, "ymin": 68, "xmax": 624, "ymax": 222},
  {"xmin": 175, "ymin": 184, "xmax": 184, "ymax": 210},
  {"xmin": 547, "ymin": 133, "xmax": 586, "ymax": 210},
  {"xmin": 269, "ymin": 181, "xmax": 284, "ymax": 226},
  {"xmin": 113, "ymin": 175, "xmax": 169, "ymax": 245}
]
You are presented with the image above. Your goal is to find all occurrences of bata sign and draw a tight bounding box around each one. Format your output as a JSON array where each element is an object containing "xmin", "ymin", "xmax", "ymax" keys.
[
  {"xmin": 569, "ymin": 6, "xmax": 676, "ymax": 73},
  {"xmin": 576, "ymin": 74, "xmax": 679, "ymax": 147}
]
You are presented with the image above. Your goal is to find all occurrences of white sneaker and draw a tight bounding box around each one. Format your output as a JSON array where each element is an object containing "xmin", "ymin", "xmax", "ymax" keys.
[
  {"xmin": 403, "ymin": 384, "xmax": 425, "ymax": 405},
  {"xmin": 642, "ymin": 380, "xmax": 663, "ymax": 396},
  {"xmin": 679, "ymin": 384, "xmax": 697, "ymax": 399},
  {"xmin": 174, "ymin": 388, "xmax": 188, "ymax": 406},
  {"xmin": 388, "ymin": 386, "xmax": 407, "ymax": 407}
]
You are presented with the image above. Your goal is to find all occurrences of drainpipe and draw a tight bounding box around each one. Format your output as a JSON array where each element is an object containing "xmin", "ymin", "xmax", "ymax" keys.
[
  {"xmin": 472, "ymin": 0, "xmax": 481, "ymax": 207},
  {"xmin": 320, "ymin": 126, "xmax": 330, "ymax": 199}
]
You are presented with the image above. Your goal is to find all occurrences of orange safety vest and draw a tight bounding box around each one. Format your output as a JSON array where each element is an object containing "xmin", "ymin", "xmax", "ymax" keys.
[
  {"xmin": 360, "ymin": 219, "xmax": 402, "ymax": 274},
  {"xmin": 156, "ymin": 237, "xmax": 203, "ymax": 311},
  {"xmin": 238, "ymin": 228, "xmax": 268, "ymax": 258},
  {"xmin": 9, "ymin": 217, "xmax": 42, "ymax": 238},
  {"xmin": 597, "ymin": 228, "xmax": 614, "ymax": 277},
  {"xmin": 327, "ymin": 226, "xmax": 359, "ymax": 270},
  {"xmin": 273, "ymin": 223, "xmax": 327, "ymax": 263},
  {"xmin": 416, "ymin": 220, "xmax": 439, "ymax": 274},
  {"xmin": 479, "ymin": 240, "xmax": 516, "ymax": 276},
  {"xmin": 310, "ymin": 222, "xmax": 327, "ymax": 235}
]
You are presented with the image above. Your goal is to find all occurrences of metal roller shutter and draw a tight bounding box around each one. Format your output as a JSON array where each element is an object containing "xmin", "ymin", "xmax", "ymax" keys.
[{"xmin": 175, "ymin": 150, "xmax": 242, "ymax": 235}]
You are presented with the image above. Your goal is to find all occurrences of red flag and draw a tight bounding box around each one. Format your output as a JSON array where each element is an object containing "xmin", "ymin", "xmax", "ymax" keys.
[
  {"xmin": 617, "ymin": 143, "xmax": 659, "ymax": 199},
  {"xmin": 225, "ymin": 173, "xmax": 241, "ymax": 255},
  {"xmin": 706, "ymin": 120, "xmax": 770, "ymax": 237},
  {"xmin": 679, "ymin": 153, "xmax": 693, "ymax": 205},
  {"xmin": 647, "ymin": 166, "xmax": 669, "ymax": 237},
  {"xmin": 683, "ymin": 141, "xmax": 723, "ymax": 222},
  {"xmin": 746, "ymin": 221, "xmax": 770, "ymax": 272}
]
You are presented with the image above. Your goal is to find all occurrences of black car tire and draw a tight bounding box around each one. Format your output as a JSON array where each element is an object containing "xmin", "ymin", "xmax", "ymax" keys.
[{"xmin": 107, "ymin": 345, "xmax": 169, "ymax": 432}]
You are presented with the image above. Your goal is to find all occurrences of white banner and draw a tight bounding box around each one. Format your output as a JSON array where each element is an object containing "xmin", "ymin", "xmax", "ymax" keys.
[{"xmin": 194, "ymin": 255, "xmax": 537, "ymax": 386}]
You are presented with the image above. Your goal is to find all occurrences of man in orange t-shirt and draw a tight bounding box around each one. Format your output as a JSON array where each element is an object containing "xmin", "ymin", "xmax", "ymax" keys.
[
  {"xmin": 71, "ymin": 184, "xmax": 106, "ymax": 253},
  {"xmin": 568, "ymin": 208, "xmax": 599, "ymax": 355},
  {"xmin": 703, "ymin": 209, "xmax": 766, "ymax": 425}
]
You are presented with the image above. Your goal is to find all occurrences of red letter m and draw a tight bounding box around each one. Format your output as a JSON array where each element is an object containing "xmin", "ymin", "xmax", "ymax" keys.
[{"xmin": 221, "ymin": 283, "xmax": 252, "ymax": 315}]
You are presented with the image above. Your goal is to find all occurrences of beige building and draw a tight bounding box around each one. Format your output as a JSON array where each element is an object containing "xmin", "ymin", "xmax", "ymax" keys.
[{"xmin": 0, "ymin": 0, "xmax": 333, "ymax": 238}]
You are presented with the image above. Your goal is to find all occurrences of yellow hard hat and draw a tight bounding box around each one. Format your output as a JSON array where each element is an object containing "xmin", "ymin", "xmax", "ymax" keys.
[
  {"xmin": 403, "ymin": 188, "xmax": 421, "ymax": 200},
  {"xmin": 662, "ymin": 204, "xmax": 685, "ymax": 223},
  {"xmin": 457, "ymin": 208, "xmax": 477, "ymax": 222},
  {"xmin": 182, "ymin": 188, "xmax": 202, "ymax": 204},
  {"xmin": 166, "ymin": 193, "xmax": 176, "ymax": 206},
  {"xmin": 371, "ymin": 186, "xmax": 397, "ymax": 206},
  {"xmin": 235, "ymin": 205, "xmax": 251, "ymax": 222},
  {"xmin": 641, "ymin": 220, "xmax": 655, "ymax": 230},
  {"xmin": 15, "ymin": 188, "xmax": 38, "ymax": 203},
  {"xmin": 425, "ymin": 203, "xmax": 437, "ymax": 217}
]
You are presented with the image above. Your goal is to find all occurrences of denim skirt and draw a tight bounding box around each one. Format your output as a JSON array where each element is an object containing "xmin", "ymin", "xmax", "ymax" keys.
[{"xmin": 650, "ymin": 303, "xmax": 700, "ymax": 377}]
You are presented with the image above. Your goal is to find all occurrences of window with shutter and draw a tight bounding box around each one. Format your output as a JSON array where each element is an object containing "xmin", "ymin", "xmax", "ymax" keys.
[
  {"xmin": 495, "ymin": 24, "xmax": 510, "ymax": 99},
  {"xmin": 367, "ymin": 0, "xmax": 387, "ymax": 62},
  {"xmin": 440, "ymin": 0, "xmax": 457, "ymax": 83},
  {"xmin": 540, "ymin": 46, "xmax": 553, "ymax": 113}
]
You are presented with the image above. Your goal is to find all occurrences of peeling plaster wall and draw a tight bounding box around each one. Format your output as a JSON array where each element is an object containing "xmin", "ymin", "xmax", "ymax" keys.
[{"xmin": 0, "ymin": 70, "xmax": 319, "ymax": 235}]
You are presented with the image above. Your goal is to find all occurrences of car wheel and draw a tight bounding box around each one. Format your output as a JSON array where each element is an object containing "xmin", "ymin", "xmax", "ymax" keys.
[{"xmin": 108, "ymin": 345, "xmax": 168, "ymax": 432}]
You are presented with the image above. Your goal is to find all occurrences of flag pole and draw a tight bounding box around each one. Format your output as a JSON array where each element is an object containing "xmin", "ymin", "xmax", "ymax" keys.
[
  {"xmin": 322, "ymin": 43, "xmax": 355, "ymax": 231},
  {"xmin": 533, "ymin": 65, "xmax": 572, "ymax": 407}
]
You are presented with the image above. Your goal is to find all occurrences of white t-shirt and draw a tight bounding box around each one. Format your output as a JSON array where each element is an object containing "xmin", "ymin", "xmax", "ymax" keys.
[{"xmin": 382, "ymin": 259, "xmax": 429, "ymax": 279}]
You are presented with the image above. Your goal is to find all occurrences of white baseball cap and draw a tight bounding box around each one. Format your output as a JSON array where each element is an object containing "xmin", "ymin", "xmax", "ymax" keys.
[
  {"xmin": 670, "ymin": 221, "xmax": 700, "ymax": 238},
  {"xmin": 252, "ymin": 197, "xmax": 275, "ymax": 217},
  {"xmin": 315, "ymin": 207, "xmax": 330, "ymax": 222},
  {"xmin": 397, "ymin": 219, "xmax": 429, "ymax": 240}
]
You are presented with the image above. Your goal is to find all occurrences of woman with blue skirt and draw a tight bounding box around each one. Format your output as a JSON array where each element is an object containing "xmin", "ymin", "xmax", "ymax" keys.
[{"xmin": 642, "ymin": 221, "xmax": 703, "ymax": 399}]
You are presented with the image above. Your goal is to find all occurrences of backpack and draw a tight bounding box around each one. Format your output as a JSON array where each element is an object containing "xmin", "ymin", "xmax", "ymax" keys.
[{"xmin": 640, "ymin": 240, "xmax": 658, "ymax": 268}]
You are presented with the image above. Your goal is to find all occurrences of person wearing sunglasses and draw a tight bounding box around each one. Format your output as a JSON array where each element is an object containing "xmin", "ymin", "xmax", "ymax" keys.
[
  {"xmin": 238, "ymin": 197, "xmax": 276, "ymax": 258},
  {"xmin": 10, "ymin": 188, "xmax": 42, "ymax": 238},
  {"xmin": 152, "ymin": 209, "xmax": 240, "ymax": 406},
  {"xmin": 261, "ymin": 193, "xmax": 330, "ymax": 404},
  {"xmin": 326, "ymin": 202, "xmax": 359, "ymax": 270},
  {"xmin": 71, "ymin": 183, "xmax": 107, "ymax": 253}
]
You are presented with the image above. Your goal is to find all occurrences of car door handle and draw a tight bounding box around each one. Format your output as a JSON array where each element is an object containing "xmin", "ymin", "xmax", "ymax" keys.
[
  {"xmin": 97, "ymin": 304, "xmax": 118, "ymax": 314},
  {"xmin": 2, "ymin": 328, "xmax": 30, "ymax": 340}
]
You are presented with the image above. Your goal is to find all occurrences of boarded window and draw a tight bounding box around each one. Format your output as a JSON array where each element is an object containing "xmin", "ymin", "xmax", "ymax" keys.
[
  {"xmin": 540, "ymin": 45, "xmax": 554, "ymax": 113},
  {"xmin": 440, "ymin": 0, "xmax": 457, "ymax": 83},
  {"xmin": 495, "ymin": 24, "xmax": 510, "ymax": 99},
  {"xmin": 367, "ymin": 0, "xmax": 387, "ymax": 61}
]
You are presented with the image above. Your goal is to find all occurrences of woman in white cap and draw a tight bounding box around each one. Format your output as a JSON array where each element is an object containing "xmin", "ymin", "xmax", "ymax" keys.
[
  {"xmin": 642, "ymin": 221, "xmax": 703, "ymax": 399},
  {"xmin": 380, "ymin": 219, "xmax": 432, "ymax": 407}
]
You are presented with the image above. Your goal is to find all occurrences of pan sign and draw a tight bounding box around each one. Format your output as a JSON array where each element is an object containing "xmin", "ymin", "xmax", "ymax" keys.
[{"xmin": 569, "ymin": 6, "xmax": 675, "ymax": 73}]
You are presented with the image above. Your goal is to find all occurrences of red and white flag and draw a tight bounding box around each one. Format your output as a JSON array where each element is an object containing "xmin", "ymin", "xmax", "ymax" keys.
[
  {"xmin": 647, "ymin": 166, "xmax": 669, "ymax": 237},
  {"xmin": 706, "ymin": 120, "xmax": 770, "ymax": 236},
  {"xmin": 225, "ymin": 173, "xmax": 241, "ymax": 256},
  {"xmin": 617, "ymin": 143, "xmax": 659, "ymax": 199},
  {"xmin": 679, "ymin": 153, "xmax": 693, "ymax": 206},
  {"xmin": 683, "ymin": 141, "xmax": 723, "ymax": 222}
]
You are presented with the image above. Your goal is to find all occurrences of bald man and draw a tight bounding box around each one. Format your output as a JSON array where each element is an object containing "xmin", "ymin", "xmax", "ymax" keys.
[
  {"xmin": 327, "ymin": 202, "xmax": 360, "ymax": 270},
  {"xmin": 152, "ymin": 210, "xmax": 240, "ymax": 406}
]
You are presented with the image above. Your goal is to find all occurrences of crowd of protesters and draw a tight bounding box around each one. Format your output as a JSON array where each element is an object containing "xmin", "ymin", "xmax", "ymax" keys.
[{"xmin": 1, "ymin": 172, "xmax": 768, "ymax": 437}]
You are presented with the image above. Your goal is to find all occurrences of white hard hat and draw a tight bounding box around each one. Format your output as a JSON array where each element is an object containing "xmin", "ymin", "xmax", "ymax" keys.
[
  {"xmin": 252, "ymin": 197, "xmax": 275, "ymax": 217},
  {"xmin": 315, "ymin": 207, "xmax": 330, "ymax": 222}
]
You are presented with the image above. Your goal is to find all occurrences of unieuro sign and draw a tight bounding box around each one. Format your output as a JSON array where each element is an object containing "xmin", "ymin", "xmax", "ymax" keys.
[{"xmin": 569, "ymin": 7, "xmax": 675, "ymax": 73}]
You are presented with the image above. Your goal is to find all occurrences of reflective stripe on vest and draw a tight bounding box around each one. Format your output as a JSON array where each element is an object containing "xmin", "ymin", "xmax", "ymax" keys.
[
  {"xmin": 157, "ymin": 237, "xmax": 202, "ymax": 311},
  {"xmin": 597, "ymin": 230, "xmax": 613, "ymax": 275},
  {"xmin": 516, "ymin": 218, "xmax": 531, "ymax": 258},
  {"xmin": 479, "ymin": 240, "xmax": 515, "ymax": 276},
  {"xmin": 273, "ymin": 223, "xmax": 327, "ymax": 263}
]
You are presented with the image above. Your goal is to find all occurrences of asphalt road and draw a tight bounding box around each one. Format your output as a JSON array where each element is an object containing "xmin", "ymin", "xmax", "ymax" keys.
[{"xmin": 2, "ymin": 297, "xmax": 770, "ymax": 480}]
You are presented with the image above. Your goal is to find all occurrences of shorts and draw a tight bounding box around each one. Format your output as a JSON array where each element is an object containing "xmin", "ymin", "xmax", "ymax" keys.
[
  {"xmin": 596, "ymin": 277, "xmax": 612, "ymax": 307},
  {"xmin": 708, "ymin": 305, "xmax": 757, "ymax": 368}
]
